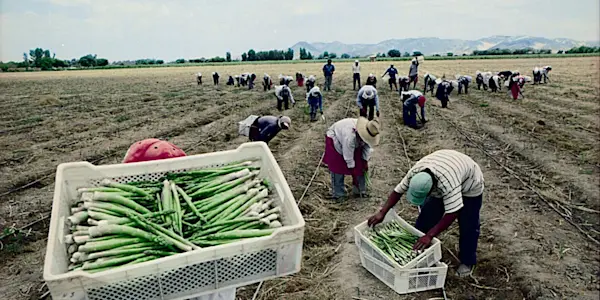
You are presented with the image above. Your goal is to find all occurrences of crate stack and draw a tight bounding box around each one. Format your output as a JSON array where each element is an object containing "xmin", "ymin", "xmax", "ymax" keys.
[{"xmin": 353, "ymin": 211, "xmax": 447, "ymax": 294}]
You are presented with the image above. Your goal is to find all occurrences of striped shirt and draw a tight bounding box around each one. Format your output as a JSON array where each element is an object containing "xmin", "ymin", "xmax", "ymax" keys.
[{"xmin": 394, "ymin": 150, "xmax": 484, "ymax": 213}]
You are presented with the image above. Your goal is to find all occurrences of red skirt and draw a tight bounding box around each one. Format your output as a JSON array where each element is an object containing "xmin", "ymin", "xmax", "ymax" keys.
[
  {"xmin": 323, "ymin": 136, "xmax": 368, "ymax": 176},
  {"xmin": 510, "ymin": 83, "xmax": 520, "ymax": 100}
]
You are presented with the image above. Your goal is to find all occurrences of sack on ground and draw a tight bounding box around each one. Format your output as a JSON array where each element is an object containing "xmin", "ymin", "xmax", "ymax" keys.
[{"xmin": 238, "ymin": 115, "xmax": 259, "ymax": 136}]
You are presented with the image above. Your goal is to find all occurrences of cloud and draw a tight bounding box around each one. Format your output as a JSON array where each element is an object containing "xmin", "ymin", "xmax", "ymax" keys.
[{"xmin": 49, "ymin": 0, "xmax": 90, "ymax": 7}]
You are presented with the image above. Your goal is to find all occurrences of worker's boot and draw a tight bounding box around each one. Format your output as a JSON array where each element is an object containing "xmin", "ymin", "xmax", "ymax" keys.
[{"xmin": 310, "ymin": 113, "xmax": 316, "ymax": 122}]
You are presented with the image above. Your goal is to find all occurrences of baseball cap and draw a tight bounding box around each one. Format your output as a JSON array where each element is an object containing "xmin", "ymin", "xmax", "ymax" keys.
[{"xmin": 406, "ymin": 172, "xmax": 433, "ymax": 205}]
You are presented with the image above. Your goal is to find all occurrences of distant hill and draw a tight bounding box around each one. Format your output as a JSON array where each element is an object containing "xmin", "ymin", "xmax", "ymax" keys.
[{"xmin": 290, "ymin": 36, "xmax": 598, "ymax": 57}]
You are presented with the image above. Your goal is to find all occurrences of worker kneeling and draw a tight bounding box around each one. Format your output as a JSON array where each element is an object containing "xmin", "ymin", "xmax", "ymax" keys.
[
  {"xmin": 401, "ymin": 90, "xmax": 427, "ymax": 129},
  {"xmin": 357, "ymin": 85, "xmax": 380, "ymax": 121},
  {"xmin": 324, "ymin": 117, "xmax": 381, "ymax": 201},
  {"xmin": 306, "ymin": 86, "xmax": 323, "ymax": 122}
]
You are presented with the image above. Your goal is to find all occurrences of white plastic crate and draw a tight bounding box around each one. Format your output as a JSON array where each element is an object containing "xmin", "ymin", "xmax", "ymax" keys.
[
  {"xmin": 353, "ymin": 210, "xmax": 442, "ymax": 270},
  {"xmin": 359, "ymin": 251, "xmax": 447, "ymax": 294},
  {"xmin": 43, "ymin": 142, "xmax": 305, "ymax": 300}
]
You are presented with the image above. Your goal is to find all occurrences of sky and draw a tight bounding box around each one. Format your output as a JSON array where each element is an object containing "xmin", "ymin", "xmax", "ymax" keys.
[{"xmin": 1, "ymin": 0, "xmax": 599, "ymax": 62}]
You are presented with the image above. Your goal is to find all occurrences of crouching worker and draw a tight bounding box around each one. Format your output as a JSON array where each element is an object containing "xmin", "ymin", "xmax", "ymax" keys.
[
  {"xmin": 196, "ymin": 73, "xmax": 202, "ymax": 85},
  {"xmin": 357, "ymin": 85, "xmax": 380, "ymax": 121},
  {"xmin": 401, "ymin": 91, "xmax": 426, "ymax": 129},
  {"xmin": 123, "ymin": 140, "xmax": 237, "ymax": 300},
  {"xmin": 248, "ymin": 116, "xmax": 291, "ymax": 144},
  {"xmin": 457, "ymin": 75, "xmax": 472, "ymax": 94},
  {"xmin": 367, "ymin": 149, "xmax": 484, "ymax": 278},
  {"xmin": 263, "ymin": 74, "xmax": 273, "ymax": 91},
  {"xmin": 324, "ymin": 117, "xmax": 381, "ymax": 201},
  {"xmin": 366, "ymin": 73, "xmax": 377, "ymax": 88},
  {"xmin": 227, "ymin": 76, "xmax": 235, "ymax": 86},
  {"xmin": 398, "ymin": 76, "xmax": 410, "ymax": 93},
  {"xmin": 275, "ymin": 84, "xmax": 295, "ymax": 111},
  {"xmin": 423, "ymin": 73, "xmax": 437, "ymax": 96},
  {"xmin": 307, "ymin": 86, "xmax": 323, "ymax": 122},
  {"xmin": 436, "ymin": 80, "xmax": 454, "ymax": 108}
]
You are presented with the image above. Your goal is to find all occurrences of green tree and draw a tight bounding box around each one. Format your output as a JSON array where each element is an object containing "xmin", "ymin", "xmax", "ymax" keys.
[
  {"xmin": 447, "ymin": 52, "xmax": 453, "ymax": 56},
  {"xmin": 23, "ymin": 53, "xmax": 29, "ymax": 69},
  {"xmin": 387, "ymin": 49, "xmax": 401, "ymax": 57},
  {"xmin": 241, "ymin": 52, "xmax": 247, "ymax": 61},
  {"xmin": 284, "ymin": 48, "xmax": 294, "ymax": 60},
  {"xmin": 79, "ymin": 54, "xmax": 97, "ymax": 67},
  {"xmin": 39, "ymin": 57, "xmax": 54, "ymax": 70},
  {"xmin": 402, "ymin": 51, "xmax": 411, "ymax": 57},
  {"xmin": 96, "ymin": 58, "xmax": 109, "ymax": 66},
  {"xmin": 157, "ymin": 59, "xmax": 164, "ymax": 64},
  {"xmin": 29, "ymin": 48, "xmax": 44, "ymax": 67},
  {"xmin": 226, "ymin": 52, "xmax": 231, "ymax": 62},
  {"xmin": 247, "ymin": 49, "xmax": 256, "ymax": 61},
  {"xmin": 341, "ymin": 53, "xmax": 351, "ymax": 59},
  {"xmin": 329, "ymin": 52, "xmax": 337, "ymax": 59}
]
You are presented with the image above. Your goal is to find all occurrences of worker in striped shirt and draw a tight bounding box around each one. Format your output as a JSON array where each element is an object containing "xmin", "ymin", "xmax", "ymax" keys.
[{"xmin": 368, "ymin": 149, "xmax": 484, "ymax": 277}]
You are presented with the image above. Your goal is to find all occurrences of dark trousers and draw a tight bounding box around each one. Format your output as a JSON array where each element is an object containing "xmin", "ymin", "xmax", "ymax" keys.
[
  {"xmin": 359, "ymin": 99, "xmax": 376, "ymax": 120},
  {"xmin": 248, "ymin": 80, "xmax": 254, "ymax": 90},
  {"xmin": 309, "ymin": 103, "xmax": 319, "ymax": 122},
  {"xmin": 403, "ymin": 104, "xmax": 417, "ymax": 128},
  {"xmin": 415, "ymin": 194, "xmax": 483, "ymax": 266},
  {"xmin": 388, "ymin": 78, "xmax": 398, "ymax": 91},
  {"xmin": 440, "ymin": 96, "xmax": 449, "ymax": 108},
  {"xmin": 277, "ymin": 96, "xmax": 289, "ymax": 111},
  {"xmin": 353, "ymin": 73, "xmax": 361, "ymax": 90},
  {"xmin": 324, "ymin": 75, "xmax": 333, "ymax": 91},
  {"xmin": 458, "ymin": 82, "xmax": 469, "ymax": 94},
  {"xmin": 213, "ymin": 77, "xmax": 219, "ymax": 85}
]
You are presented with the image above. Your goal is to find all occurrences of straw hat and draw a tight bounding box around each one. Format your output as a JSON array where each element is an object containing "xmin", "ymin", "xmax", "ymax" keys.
[
  {"xmin": 356, "ymin": 117, "xmax": 381, "ymax": 147},
  {"xmin": 363, "ymin": 88, "xmax": 375, "ymax": 99},
  {"xmin": 278, "ymin": 116, "xmax": 291, "ymax": 129}
]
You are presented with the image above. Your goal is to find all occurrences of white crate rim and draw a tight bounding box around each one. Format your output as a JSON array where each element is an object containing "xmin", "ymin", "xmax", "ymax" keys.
[{"xmin": 43, "ymin": 142, "xmax": 305, "ymax": 299}]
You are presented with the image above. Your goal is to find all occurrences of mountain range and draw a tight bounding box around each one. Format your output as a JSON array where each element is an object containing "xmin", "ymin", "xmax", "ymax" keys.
[{"xmin": 290, "ymin": 36, "xmax": 598, "ymax": 57}]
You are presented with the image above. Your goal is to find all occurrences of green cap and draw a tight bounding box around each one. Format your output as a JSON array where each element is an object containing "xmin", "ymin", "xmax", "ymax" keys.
[{"xmin": 406, "ymin": 172, "xmax": 433, "ymax": 206}]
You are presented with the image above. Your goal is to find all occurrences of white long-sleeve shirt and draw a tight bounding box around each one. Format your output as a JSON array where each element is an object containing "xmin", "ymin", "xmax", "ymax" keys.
[
  {"xmin": 326, "ymin": 118, "xmax": 373, "ymax": 169},
  {"xmin": 352, "ymin": 64, "xmax": 360, "ymax": 74},
  {"xmin": 356, "ymin": 85, "xmax": 380, "ymax": 111},
  {"xmin": 274, "ymin": 85, "xmax": 295, "ymax": 104}
]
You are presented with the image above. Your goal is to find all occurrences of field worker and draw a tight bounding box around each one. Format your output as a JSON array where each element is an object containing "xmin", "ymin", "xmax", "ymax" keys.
[
  {"xmin": 248, "ymin": 73, "xmax": 257, "ymax": 90},
  {"xmin": 248, "ymin": 116, "xmax": 291, "ymax": 144},
  {"xmin": 324, "ymin": 117, "xmax": 381, "ymax": 200},
  {"xmin": 275, "ymin": 84, "xmax": 295, "ymax": 111},
  {"xmin": 306, "ymin": 86, "xmax": 323, "ymax": 122},
  {"xmin": 306, "ymin": 75, "xmax": 316, "ymax": 92},
  {"xmin": 123, "ymin": 140, "xmax": 237, "ymax": 300},
  {"xmin": 352, "ymin": 60, "xmax": 361, "ymax": 90},
  {"xmin": 240, "ymin": 73, "xmax": 250, "ymax": 87},
  {"xmin": 367, "ymin": 149, "xmax": 484, "ymax": 277},
  {"xmin": 212, "ymin": 72, "xmax": 220, "ymax": 85},
  {"xmin": 366, "ymin": 73, "xmax": 377, "ymax": 88},
  {"xmin": 408, "ymin": 58, "xmax": 419, "ymax": 89},
  {"xmin": 398, "ymin": 76, "xmax": 410, "ymax": 93},
  {"xmin": 497, "ymin": 70, "xmax": 512, "ymax": 81},
  {"xmin": 475, "ymin": 71, "xmax": 484, "ymax": 90},
  {"xmin": 436, "ymin": 80, "xmax": 454, "ymax": 108},
  {"xmin": 235, "ymin": 75, "xmax": 241, "ymax": 87},
  {"xmin": 457, "ymin": 75, "xmax": 472, "ymax": 94},
  {"xmin": 263, "ymin": 74, "xmax": 273, "ymax": 91},
  {"xmin": 382, "ymin": 64, "xmax": 399, "ymax": 91},
  {"xmin": 323, "ymin": 59, "xmax": 335, "ymax": 91},
  {"xmin": 488, "ymin": 75, "xmax": 501, "ymax": 92},
  {"xmin": 196, "ymin": 72, "xmax": 202, "ymax": 85},
  {"xmin": 423, "ymin": 73, "xmax": 437, "ymax": 95},
  {"xmin": 357, "ymin": 85, "xmax": 380, "ymax": 121},
  {"xmin": 296, "ymin": 72, "xmax": 305, "ymax": 87},
  {"xmin": 542, "ymin": 66, "xmax": 552, "ymax": 83},
  {"xmin": 508, "ymin": 73, "xmax": 524, "ymax": 100},
  {"xmin": 227, "ymin": 76, "xmax": 235, "ymax": 86},
  {"xmin": 401, "ymin": 90, "xmax": 427, "ymax": 129}
]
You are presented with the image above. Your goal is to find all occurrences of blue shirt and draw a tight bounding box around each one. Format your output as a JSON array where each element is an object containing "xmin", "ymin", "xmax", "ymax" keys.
[
  {"xmin": 403, "ymin": 95, "xmax": 426, "ymax": 121},
  {"xmin": 323, "ymin": 64, "xmax": 335, "ymax": 76},
  {"xmin": 384, "ymin": 67, "xmax": 398, "ymax": 79},
  {"xmin": 255, "ymin": 116, "xmax": 282, "ymax": 144},
  {"xmin": 307, "ymin": 94, "xmax": 323, "ymax": 112}
]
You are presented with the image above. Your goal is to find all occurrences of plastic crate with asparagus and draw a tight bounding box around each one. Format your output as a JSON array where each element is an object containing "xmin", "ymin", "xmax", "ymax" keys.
[{"xmin": 65, "ymin": 160, "xmax": 284, "ymax": 273}]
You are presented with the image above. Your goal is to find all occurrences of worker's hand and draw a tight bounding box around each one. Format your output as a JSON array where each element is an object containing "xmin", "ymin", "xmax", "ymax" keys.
[
  {"xmin": 413, "ymin": 234, "xmax": 433, "ymax": 251},
  {"xmin": 367, "ymin": 210, "xmax": 386, "ymax": 227},
  {"xmin": 293, "ymin": 102, "xmax": 296, "ymax": 107}
]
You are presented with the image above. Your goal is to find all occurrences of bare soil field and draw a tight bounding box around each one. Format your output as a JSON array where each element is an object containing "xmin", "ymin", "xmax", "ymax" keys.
[{"xmin": 0, "ymin": 57, "xmax": 598, "ymax": 300}]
